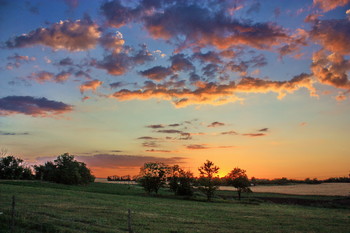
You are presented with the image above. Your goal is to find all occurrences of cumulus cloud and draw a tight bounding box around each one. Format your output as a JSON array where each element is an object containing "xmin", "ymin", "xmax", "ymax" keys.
[
  {"xmin": 311, "ymin": 50, "xmax": 350, "ymax": 89},
  {"xmin": 80, "ymin": 80, "xmax": 103, "ymax": 93},
  {"xmin": 310, "ymin": 19, "xmax": 350, "ymax": 55},
  {"xmin": 6, "ymin": 53, "xmax": 36, "ymax": 69},
  {"xmin": 101, "ymin": 1, "xmax": 291, "ymax": 51},
  {"xmin": 96, "ymin": 44, "xmax": 153, "ymax": 75},
  {"xmin": 139, "ymin": 66, "xmax": 173, "ymax": 81},
  {"xmin": 99, "ymin": 31, "xmax": 125, "ymax": 53},
  {"xmin": 28, "ymin": 71, "xmax": 71, "ymax": 84},
  {"xmin": 96, "ymin": 53, "xmax": 132, "ymax": 75},
  {"xmin": 6, "ymin": 17, "xmax": 100, "ymax": 51},
  {"xmin": 170, "ymin": 54, "xmax": 194, "ymax": 72},
  {"xmin": 313, "ymin": 0, "xmax": 350, "ymax": 12},
  {"xmin": 110, "ymin": 73, "xmax": 316, "ymax": 107},
  {"xmin": 0, "ymin": 96, "xmax": 73, "ymax": 117}
]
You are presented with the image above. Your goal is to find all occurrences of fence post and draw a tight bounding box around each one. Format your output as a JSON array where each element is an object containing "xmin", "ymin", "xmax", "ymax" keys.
[
  {"xmin": 10, "ymin": 195, "xmax": 15, "ymax": 233},
  {"xmin": 128, "ymin": 209, "xmax": 133, "ymax": 233}
]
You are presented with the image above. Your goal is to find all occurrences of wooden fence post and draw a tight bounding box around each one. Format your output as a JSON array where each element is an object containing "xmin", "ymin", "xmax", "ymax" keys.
[
  {"xmin": 128, "ymin": 209, "xmax": 133, "ymax": 233},
  {"xmin": 10, "ymin": 195, "xmax": 15, "ymax": 233}
]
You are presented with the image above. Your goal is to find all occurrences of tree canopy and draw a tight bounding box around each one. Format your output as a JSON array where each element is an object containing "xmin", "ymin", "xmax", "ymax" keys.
[
  {"xmin": 34, "ymin": 153, "xmax": 95, "ymax": 185},
  {"xmin": 225, "ymin": 167, "xmax": 251, "ymax": 200},
  {"xmin": 138, "ymin": 162, "xmax": 169, "ymax": 194},
  {"xmin": 197, "ymin": 160, "xmax": 220, "ymax": 201},
  {"xmin": 0, "ymin": 155, "xmax": 33, "ymax": 180}
]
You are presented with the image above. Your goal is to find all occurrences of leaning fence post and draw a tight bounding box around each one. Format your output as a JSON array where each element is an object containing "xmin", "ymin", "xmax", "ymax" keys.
[
  {"xmin": 10, "ymin": 195, "xmax": 15, "ymax": 233},
  {"xmin": 128, "ymin": 209, "xmax": 133, "ymax": 233}
]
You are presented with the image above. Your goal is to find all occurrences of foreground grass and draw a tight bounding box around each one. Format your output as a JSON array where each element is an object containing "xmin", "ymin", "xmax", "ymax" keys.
[{"xmin": 0, "ymin": 181, "xmax": 349, "ymax": 233}]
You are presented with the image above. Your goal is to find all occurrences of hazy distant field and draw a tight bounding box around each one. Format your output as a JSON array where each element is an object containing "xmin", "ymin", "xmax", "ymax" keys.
[
  {"xmin": 96, "ymin": 178, "xmax": 350, "ymax": 196},
  {"xmin": 220, "ymin": 183, "xmax": 350, "ymax": 196}
]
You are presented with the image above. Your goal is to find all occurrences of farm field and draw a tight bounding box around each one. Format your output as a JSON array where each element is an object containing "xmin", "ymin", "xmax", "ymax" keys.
[
  {"xmin": 0, "ymin": 180, "xmax": 349, "ymax": 233},
  {"xmin": 220, "ymin": 183, "xmax": 350, "ymax": 196}
]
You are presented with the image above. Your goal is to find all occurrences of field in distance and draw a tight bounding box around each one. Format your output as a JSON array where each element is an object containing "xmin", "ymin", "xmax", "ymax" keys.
[
  {"xmin": 220, "ymin": 183, "xmax": 350, "ymax": 196},
  {"xmin": 0, "ymin": 180, "xmax": 349, "ymax": 233}
]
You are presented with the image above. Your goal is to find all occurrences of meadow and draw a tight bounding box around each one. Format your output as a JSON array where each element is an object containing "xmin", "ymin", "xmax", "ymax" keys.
[{"xmin": 0, "ymin": 180, "xmax": 349, "ymax": 233}]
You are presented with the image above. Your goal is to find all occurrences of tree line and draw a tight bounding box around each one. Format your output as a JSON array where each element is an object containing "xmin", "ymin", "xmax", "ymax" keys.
[
  {"xmin": 137, "ymin": 160, "xmax": 251, "ymax": 201},
  {"xmin": 0, "ymin": 153, "xmax": 95, "ymax": 185}
]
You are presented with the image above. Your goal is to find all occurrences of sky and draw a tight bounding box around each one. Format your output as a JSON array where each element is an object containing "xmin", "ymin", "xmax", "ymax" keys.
[{"xmin": 1, "ymin": 0, "xmax": 350, "ymax": 179}]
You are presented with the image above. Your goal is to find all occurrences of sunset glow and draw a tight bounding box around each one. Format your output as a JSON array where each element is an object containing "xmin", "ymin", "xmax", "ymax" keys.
[{"xmin": 1, "ymin": 0, "xmax": 350, "ymax": 179}]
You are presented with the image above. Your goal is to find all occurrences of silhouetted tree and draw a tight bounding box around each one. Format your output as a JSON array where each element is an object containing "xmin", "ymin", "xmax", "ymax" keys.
[
  {"xmin": 34, "ymin": 153, "xmax": 95, "ymax": 185},
  {"xmin": 138, "ymin": 162, "xmax": 169, "ymax": 194},
  {"xmin": 225, "ymin": 167, "xmax": 251, "ymax": 200},
  {"xmin": 0, "ymin": 155, "xmax": 33, "ymax": 180},
  {"xmin": 197, "ymin": 160, "xmax": 220, "ymax": 201},
  {"xmin": 168, "ymin": 165, "xmax": 194, "ymax": 196}
]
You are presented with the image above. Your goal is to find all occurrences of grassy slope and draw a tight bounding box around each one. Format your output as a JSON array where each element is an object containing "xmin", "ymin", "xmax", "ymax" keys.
[{"xmin": 0, "ymin": 181, "xmax": 349, "ymax": 233}]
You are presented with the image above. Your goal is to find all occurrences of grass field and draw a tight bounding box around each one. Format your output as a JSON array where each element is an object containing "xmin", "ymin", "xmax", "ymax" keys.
[{"xmin": 0, "ymin": 181, "xmax": 349, "ymax": 233}]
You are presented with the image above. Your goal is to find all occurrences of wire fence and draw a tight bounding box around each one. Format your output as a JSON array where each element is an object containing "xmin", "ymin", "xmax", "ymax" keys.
[{"xmin": 0, "ymin": 195, "xmax": 137, "ymax": 233}]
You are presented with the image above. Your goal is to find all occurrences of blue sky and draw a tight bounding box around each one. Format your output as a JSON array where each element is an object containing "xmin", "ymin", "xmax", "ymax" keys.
[{"xmin": 1, "ymin": 0, "xmax": 350, "ymax": 178}]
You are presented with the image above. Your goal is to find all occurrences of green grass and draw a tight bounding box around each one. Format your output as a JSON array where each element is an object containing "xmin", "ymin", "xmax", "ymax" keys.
[{"xmin": 0, "ymin": 181, "xmax": 349, "ymax": 233}]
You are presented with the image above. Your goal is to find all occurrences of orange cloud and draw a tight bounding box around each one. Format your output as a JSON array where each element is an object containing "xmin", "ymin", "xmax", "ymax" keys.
[
  {"xmin": 311, "ymin": 50, "xmax": 350, "ymax": 89},
  {"xmin": 310, "ymin": 18, "xmax": 350, "ymax": 55},
  {"xmin": 80, "ymin": 80, "xmax": 103, "ymax": 93},
  {"xmin": 6, "ymin": 17, "xmax": 100, "ymax": 51},
  {"xmin": 242, "ymin": 133, "xmax": 266, "ymax": 137},
  {"xmin": 313, "ymin": 0, "xmax": 350, "ymax": 12},
  {"xmin": 110, "ymin": 73, "xmax": 316, "ymax": 107}
]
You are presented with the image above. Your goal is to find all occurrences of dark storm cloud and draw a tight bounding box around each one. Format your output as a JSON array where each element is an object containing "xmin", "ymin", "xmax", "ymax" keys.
[{"xmin": 0, "ymin": 96, "xmax": 73, "ymax": 117}]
